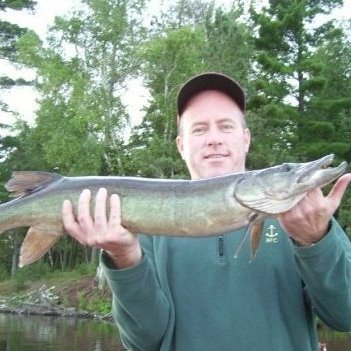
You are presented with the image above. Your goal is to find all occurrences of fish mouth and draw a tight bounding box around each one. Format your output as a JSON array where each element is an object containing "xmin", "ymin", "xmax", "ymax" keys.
[{"xmin": 296, "ymin": 154, "xmax": 347, "ymax": 186}]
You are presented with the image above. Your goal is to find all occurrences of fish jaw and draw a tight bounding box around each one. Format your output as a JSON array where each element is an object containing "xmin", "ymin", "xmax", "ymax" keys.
[
  {"xmin": 264, "ymin": 155, "xmax": 347, "ymax": 199},
  {"xmin": 234, "ymin": 154, "xmax": 347, "ymax": 215},
  {"xmin": 295, "ymin": 159, "xmax": 348, "ymax": 190}
]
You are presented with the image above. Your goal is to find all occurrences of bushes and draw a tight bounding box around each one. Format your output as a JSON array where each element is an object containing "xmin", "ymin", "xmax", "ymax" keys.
[
  {"xmin": 77, "ymin": 289, "xmax": 112, "ymax": 315},
  {"xmin": 13, "ymin": 261, "xmax": 52, "ymax": 289}
]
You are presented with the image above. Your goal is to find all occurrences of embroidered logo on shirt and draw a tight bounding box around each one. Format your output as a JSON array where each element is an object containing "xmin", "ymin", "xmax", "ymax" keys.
[{"xmin": 265, "ymin": 224, "xmax": 279, "ymax": 244}]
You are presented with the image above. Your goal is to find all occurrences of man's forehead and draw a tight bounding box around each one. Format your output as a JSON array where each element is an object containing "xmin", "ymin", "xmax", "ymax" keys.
[
  {"xmin": 188, "ymin": 117, "xmax": 239, "ymax": 125},
  {"xmin": 182, "ymin": 89, "xmax": 241, "ymax": 112}
]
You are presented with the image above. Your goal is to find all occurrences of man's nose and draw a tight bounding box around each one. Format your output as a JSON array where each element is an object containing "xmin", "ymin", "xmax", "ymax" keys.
[{"xmin": 206, "ymin": 127, "xmax": 222, "ymax": 146}]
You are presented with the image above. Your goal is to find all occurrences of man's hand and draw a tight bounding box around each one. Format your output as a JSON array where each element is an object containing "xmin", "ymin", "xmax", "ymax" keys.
[
  {"xmin": 279, "ymin": 173, "xmax": 351, "ymax": 246},
  {"xmin": 62, "ymin": 188, "xmax": 142, "ymax": 268}
]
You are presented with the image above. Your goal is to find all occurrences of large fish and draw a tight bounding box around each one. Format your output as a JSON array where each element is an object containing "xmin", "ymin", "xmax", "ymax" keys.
[{"xmin": 0, "ymin": 154, "xmax": 347, "ymax": 267}]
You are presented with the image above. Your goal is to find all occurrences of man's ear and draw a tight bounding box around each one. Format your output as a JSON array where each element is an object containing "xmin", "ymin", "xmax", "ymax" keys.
[
  {"xmin": 244, "ymin": 128, "xmax": 251, "ymax": 153},
  {"xmin": 176, "ymin": 135, "xmax": 184, "ymax": 158}
]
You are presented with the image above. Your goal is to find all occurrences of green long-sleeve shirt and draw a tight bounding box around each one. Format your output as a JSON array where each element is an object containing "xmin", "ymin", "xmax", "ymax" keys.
[{"xmin": 102, "ymin": 218, "xmax": 351, "ymax": 351}]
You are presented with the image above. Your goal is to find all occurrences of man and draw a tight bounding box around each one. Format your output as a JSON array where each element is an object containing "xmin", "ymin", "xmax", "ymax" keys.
[{"xmin": 62, "ymin": 72, "xmax": 351, "ymax": 351}]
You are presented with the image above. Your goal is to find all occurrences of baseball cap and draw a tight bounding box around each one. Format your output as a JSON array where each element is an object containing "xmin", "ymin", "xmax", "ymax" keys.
[{"xmin": 177, "ymin": 72, "xmax": 246, "ymax": 117}]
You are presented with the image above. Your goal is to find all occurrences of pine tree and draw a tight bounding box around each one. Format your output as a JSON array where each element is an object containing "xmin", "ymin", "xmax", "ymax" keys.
[{"xmin": 249, "ymin": 0, "xmax": 347, "ymax": 166}]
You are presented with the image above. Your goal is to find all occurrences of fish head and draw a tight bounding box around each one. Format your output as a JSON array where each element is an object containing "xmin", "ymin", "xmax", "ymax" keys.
[{"xmin": 234, "ymin": 154, "xmax": 348, "ymax": 214}]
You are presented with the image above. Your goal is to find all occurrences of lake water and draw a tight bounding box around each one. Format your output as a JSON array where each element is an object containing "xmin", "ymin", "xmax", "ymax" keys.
[
  {"xmin": 0, "ymin": 313, "xmax": 351, "ymax": 351},
  {"xmin": 0, "ymin": 313, "xmax": 123, "ymax": 351}
]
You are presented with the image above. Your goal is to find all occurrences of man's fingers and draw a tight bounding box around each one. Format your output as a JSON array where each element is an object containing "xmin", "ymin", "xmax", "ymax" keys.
[
  {"xmin": 109, "ymin": 194, "xmax": 121, "ymax": 226},
  {"xmin": 94, "ymin": 188, "xmax": 108, "ymax": 227},
  {"xmin": 62, "ymin": 199, "xmax": 75, "ymax": 227},
  {"xmin": 62, "ymin": 199, "xmax": 83, "ymax": 240},
  {"xmin": 327, "ymin": 173, "xmax": 351, "ymax": 210},
  {"xmin": 77, "ymin": 189, "xmax": 93, "ymax": 228}
]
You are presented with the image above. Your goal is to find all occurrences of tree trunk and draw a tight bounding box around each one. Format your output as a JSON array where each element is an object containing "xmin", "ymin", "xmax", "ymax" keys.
[
  {"xmin": 90, "ymin": 247, "xmax": 99, "ymax": 265},
  {"xmin": 10, "ymin": 233, "xmax": 19, "ymax": 278}
]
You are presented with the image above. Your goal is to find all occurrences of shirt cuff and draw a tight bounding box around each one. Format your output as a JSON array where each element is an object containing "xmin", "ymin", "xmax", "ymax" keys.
[{"xmin": 292, "ymin": 219, "xmax": 339, "ymax": 258}]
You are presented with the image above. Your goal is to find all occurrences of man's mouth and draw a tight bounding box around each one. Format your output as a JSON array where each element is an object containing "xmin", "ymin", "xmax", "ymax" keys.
[{"xmin": 204, "ymin": 154, "xmax": 228, "ymax": 159}]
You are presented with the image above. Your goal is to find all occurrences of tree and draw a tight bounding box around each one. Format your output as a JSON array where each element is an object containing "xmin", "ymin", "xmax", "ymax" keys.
[
  {"xmin": 128, "ymin": 25, "xmax": 206, "ymax": 178},
  {"xmin": 129, "ymin": 0, "xmax": 253, "ymax": 178},
  {"xmin": 17, "ymin": 0, "xmax": 146, "ymax": 176},
  {"xmin": 249, "ymin": 0, "xmax": 346, "ymax": 166},
  {"xmin": 202, "ymin": 3, "xmax": 253, "ymax": 84},
  {"xmin": 300, "ymin": 22, "xmax": 351, "ymax": 162},
  {"xmin": 0, "ymin": 0, "xmax": 36, "ymax": 114}
]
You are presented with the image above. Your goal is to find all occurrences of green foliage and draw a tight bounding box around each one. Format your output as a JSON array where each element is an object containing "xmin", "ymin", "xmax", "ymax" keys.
[
  {"xmin": 0, "ymin": 21, "xmax": 26, "ymax": 60},
  {"xmin": 129, "ymin": 24, "xmax": 207, "ymax": 177},
  {"xmin": 249, "ymin": 0, "xmax": 350, "ymax": 167},
  {"xmin": 77, "ymin": 289, "xmax": 112, "ymax": 315},
  {"xmin": 0, "ymin": 1, "xmax": 36, "ymax": 11},
  {"xmin": 75, "ymin": 262, "xmax": 98, "ymax": 276},
  {"xmin": 13, "ymin": 261, "xmax": 52, "ymax": 283},
  {"xmin": 202, "ymin": 5, "xmax": 253, "ymax": 86},
  {"xmin": 3, "ymin": 261, "xmax": 53, "ymax": 293},
  {"xmin": 0, "ymin": 266, "xmax": 9, "ymax": 281},
  {"xmin": 16, "ymin": 0, "xmax": 145, "ymax": 176}
]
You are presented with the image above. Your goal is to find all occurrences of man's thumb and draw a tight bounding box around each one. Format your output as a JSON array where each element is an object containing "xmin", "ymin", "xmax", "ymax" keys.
[{"xmin": 327, "ymin": 173, "xmax": 351, "ymax": 209}]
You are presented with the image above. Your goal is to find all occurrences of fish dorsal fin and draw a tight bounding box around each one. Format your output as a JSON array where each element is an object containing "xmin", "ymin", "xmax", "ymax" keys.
[
  {"xmin": 5, "ymin": 171, "xmax": 62, "ymax": 198},
  {"xmin": 19, "ymin": 227, "xmax": 60, "ymax": 267}
]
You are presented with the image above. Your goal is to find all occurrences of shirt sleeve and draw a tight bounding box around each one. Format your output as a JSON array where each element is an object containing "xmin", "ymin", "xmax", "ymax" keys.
[
  {"xmin": 100, "ymin": 237, "xmax": 170, "ymax": 351},
  {"xmin": 293, "ymin": 218, "xmax": 351, "ymax": 331}
]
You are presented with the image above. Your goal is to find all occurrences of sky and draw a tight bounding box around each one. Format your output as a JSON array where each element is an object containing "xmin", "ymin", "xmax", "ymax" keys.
[{"xmin": 0, "ymin": 0, "xmax": 350, "ymax": 130}]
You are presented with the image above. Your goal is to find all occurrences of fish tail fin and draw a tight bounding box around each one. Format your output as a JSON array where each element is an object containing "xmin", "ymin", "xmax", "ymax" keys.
[
  {"xmin": 5, "ymin": 171, "xmax": 62, "ymax": 198},
  {"xmin": 19, "ymin": 227, "xmax": 61, "ymax": 267}
]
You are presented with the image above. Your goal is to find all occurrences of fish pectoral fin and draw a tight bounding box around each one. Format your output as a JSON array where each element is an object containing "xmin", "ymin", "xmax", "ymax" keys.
[
  {"xmin": 19, "ymin": 227, "xmax": 60, "ymax": 268},
  {"xmin": 250, "ymin": 221, "xmax": 264, "ymax": 261},
  {"xmin": 234, "ymin": 213, "xmax": 265, "ymax": 259}
]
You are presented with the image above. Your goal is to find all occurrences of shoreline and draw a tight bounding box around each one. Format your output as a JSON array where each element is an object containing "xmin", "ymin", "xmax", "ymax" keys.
[{"xmin": 0, "ymin": 302, "xmax": 114, "ymax": 322}]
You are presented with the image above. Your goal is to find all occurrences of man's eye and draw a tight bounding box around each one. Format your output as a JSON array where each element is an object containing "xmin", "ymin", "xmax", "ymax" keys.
[
  {"xmin": 192, "ymin": 127, "xmax": 206, "ymax": 135},
  {"xmin": 221, "ymin": 124, "xmax": 234, "ymax": 132}
]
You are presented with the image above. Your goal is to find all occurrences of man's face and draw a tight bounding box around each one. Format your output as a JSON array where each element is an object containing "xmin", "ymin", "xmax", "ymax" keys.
[{"xmin": 176, "ymin": 90, "xmax": 250, "ymax": 180}]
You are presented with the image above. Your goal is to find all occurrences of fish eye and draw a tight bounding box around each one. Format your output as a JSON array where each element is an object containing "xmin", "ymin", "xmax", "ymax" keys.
[{"xmin": 282, "ymin": 164, "xmax": 292, "ymax": 172}]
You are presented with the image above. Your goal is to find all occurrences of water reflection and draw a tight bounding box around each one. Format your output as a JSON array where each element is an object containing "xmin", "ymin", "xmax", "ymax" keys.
[
  {"xmin": 0, "ymin": 313, "xmax": 350, "ymax": 351},
  {"xmin": 0, "ymin": 313, "xmax": 122, "ymax": 351}
]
